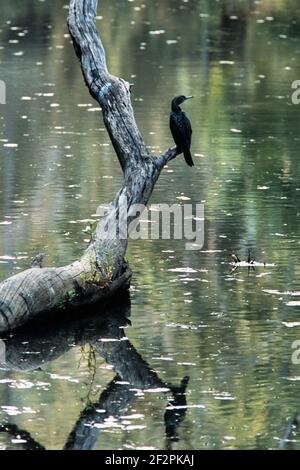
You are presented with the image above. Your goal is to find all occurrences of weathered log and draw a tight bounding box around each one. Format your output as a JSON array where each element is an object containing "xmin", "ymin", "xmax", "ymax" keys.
[{"xmin": 0, "ymin": 0, "xmax": 179, "ymax": 333}]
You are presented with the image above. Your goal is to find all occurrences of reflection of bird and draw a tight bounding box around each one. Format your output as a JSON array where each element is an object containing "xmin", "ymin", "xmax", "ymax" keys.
[
  {"xmin": 164, "ymin": 376, "xmax": 190, "ymax": 443},
  {"xmin": 170, "ymin": 96, "xmax": 194, "ymax": 167}
]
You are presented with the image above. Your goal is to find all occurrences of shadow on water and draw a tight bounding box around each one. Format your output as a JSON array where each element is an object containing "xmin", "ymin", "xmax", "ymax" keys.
[{"xmin": 0, "ymin": 296, "xmax": 189, "ymax": 450}]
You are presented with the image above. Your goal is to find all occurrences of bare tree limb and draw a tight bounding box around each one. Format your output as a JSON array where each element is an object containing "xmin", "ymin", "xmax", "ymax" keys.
[{"xmin": 0, "ymin": 0, "xmax": 180, "ymax": 333}]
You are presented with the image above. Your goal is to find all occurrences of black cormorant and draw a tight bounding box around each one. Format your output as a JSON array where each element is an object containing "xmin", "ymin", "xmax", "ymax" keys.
[{"xmin": 170, "ymin": 95, "xmax": 194, "ymax": 167}]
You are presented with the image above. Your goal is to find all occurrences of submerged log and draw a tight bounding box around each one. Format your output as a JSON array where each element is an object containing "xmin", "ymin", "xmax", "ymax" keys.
[{"xmin": 0, "ymin": 0, "xmax": 180, "ymax": 333}]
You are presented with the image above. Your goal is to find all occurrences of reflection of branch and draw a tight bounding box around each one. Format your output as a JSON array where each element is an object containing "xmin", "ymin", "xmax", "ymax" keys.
[
  {"xmin": 0, "ymin": 297, "xmax": 189, "ymax": 450},
  {"xmin": 64, "ymin": 307, "xmax": 167, "ymax": 449},
  {"xmin": 65, "ymin": 333, "xmax": 189, "ymax": 450},
  {"xmin": 0, "ymin": 295, "xmax": 131, "ymax": 371},
  {"xmin": 79, "ymin": 344, "xmax": 98, "ymax": 406},
  {"xmin": 278, "ymin": 413, "xmax": 300, "ymax": 450},
  {"xmin": 64, "ymin": 376, "xmax": 137, "ymax": 450},
  {"xmin": 92, "ymin": 333, "xmax": 165, "ymax": 390},
  {"xmin": 165, "ymin": 376, "xmax": 190, "ymax": 448},
  {"xmin": 0, "ymin": 424, "xmax": 45, "ymax": 450}
]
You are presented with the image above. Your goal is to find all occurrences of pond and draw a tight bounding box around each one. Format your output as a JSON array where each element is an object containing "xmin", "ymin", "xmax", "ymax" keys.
[{"xmin": 1, "ymin": 0, "xmax": 300, "ymax": 450}]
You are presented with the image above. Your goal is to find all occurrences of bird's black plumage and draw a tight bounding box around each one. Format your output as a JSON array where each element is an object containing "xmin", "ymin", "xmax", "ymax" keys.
[{"xmin": 170, "ymin": 95, "xmax": 194, "ymax": 167}]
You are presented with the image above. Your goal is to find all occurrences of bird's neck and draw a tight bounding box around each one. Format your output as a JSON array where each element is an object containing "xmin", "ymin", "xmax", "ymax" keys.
[{"xmin": 172, "ymin": 103, "xmax": 181, "ymax": 112}]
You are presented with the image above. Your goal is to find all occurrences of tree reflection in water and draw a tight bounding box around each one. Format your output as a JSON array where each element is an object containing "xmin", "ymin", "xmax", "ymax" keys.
[{"xmin": 0, "ymin": 296, "xmax": 189, "ymax": 450}]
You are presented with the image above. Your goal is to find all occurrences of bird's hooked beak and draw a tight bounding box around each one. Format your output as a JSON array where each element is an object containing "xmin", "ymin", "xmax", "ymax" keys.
[{"xmin": 185, "ymin": 96, "xmax": 193, "ymax": 100}]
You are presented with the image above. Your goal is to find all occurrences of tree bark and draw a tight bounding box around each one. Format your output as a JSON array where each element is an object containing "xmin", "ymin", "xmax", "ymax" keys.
[{"xmin": 0, "ymin": 0, "xmax": 179, "ymax": 333}]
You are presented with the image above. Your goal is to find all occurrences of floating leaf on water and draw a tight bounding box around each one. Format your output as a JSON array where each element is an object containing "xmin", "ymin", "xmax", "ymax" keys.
[
  {"xmin": 201, "ymin": 250, "xmax": 223, "ymax": 253},
  {"xmin": 1, "ymin": 406, "xmax": 36, "ymax": 416},
  {"xmin": 177, "ymin": 362, "xmax": 197, "ymax": 366},
  {"xmin": 262, "ymin": 289, "xmax": 282, "ymax": 295},
  {"xmin": 214, "ymin": 394, "xmax": 236, "ymax": 401},
  {"xmin": 3, "ymin": 143, "xmax": 18, "ymax": 148},
  {"xmin": 166, "ymin": 404, "xmax": 205, "ymax": 410},
  {"xmin": 49, "ymin": 374, "xmax": 79, "ymax": 383},
  {"xmin": 99, "ymin": 337, "xmax": 128, "ymax": 343},
  {"xmin": 168, "ymin": 267, "xmax": 197, "ymax": 273},
  {"xmin": 219, "ymin": 60, "xmax": 235, "ymax": 65},
  {"xmin": 167, "ymin": 322, "xmax": 198, "ymax": 330},
  {"xmin": 152, "ymin": 356, "xmax": 173, "ymax": 361},
  {"xmin": 282, "ymin": 322, "xmax": 300, "ymax": 328},
  {"xmin": 149, "ymin": 30, "xmax": 165, "ymax": 35}
]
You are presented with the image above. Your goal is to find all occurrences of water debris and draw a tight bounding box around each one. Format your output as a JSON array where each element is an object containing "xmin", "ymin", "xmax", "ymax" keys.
[
  {"xmin": 168, "ymin": 267, "xmax": 198, "ymax": 273},
  {"xmin": 230, "ymin": 261, "xmax": 274, "ymax": 268},
  {"xmin": 213, "ymin": 393, "xmax": 236, "ymax": 401},
  {"xmin": 166, "ymin": 322, "xmax": 204, "ymax": 330},
  {"xmin": 49, "ymin": 374, "xmax": 79, "ymax": 383},
  {"xmin": 230, "ymin": 251, "xmax": 240, "ymax": 263},
  {"xmin": 165, "ymin": 404, "xmax": 205, "ymax": 410},
  {"xmin": 286, "ymin": 301, "xmax": 300, "ymax": 307},
  {"xmin": 3, "ymin": 143, "xmax": 18, "ymax": 148},
  {"xmin": 219, "ymin": 60, "xmax": 235, "ymax": 65},
  {"xmin": 282, "ymin": 322, "xmax": 300, "ymax": 328},
  {"xmin": 152, "ymin": 356, "xmax": 174, "ymax": 361},
  {"xmin": 99, "ymin": 337, "xmax": 128, "ymax": 343},
  {"xmin": 144, "ymin": 387, "xmax": 170, "ymax": 393},
  {"xmin": 263, "ymin": 289, "xmax": 300, "ymax": 295},
  {"xmin": 229, "ymin": 249, "xmax": 273, "ymax": 268},
  {"xmin": 1, "ymin": 406, "xmax": 36, "ymax": 416},
  {"xmin": 149, "ymin": 30, "xmax": 165, "ymax": 35}
]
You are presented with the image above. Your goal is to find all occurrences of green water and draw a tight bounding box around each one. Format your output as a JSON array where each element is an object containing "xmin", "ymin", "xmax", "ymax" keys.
[{"xmin": 1, "ymin": 0, "xmax": 300, "ymax": 450}]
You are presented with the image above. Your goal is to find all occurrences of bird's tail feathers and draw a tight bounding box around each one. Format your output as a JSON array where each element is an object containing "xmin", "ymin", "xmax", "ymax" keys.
[{"xmin": 183, "ymin": 147, "xmax": 194, "ymax": 167}]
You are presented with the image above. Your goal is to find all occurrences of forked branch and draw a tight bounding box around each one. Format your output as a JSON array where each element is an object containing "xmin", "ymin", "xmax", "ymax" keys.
[{"xmin": 0, "ymin": 0, "xmax": 179, "ymax": 333}]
